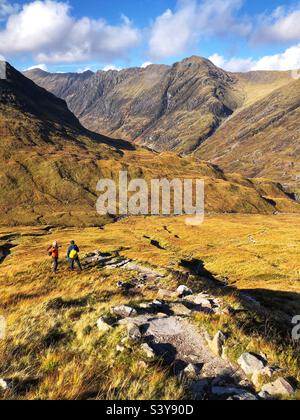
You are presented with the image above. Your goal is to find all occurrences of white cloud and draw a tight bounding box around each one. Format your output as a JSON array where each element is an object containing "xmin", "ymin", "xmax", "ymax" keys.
[
  {"xmin": 0, "ymin": 0, "xmax": 19, "ymax": 19},
  {"xmin": 208, "ymin": 53, "xmax": 226, "ymax": 68},
  {"xmin": 149, "ymin": 0, "xmax": 251, "ymax": 59},
  {"xmin": 0, "ymin": 0, "xmax": 141, "ymax": 63},
  {"xmin": 253, "ymin": 44, "xmax": 300, "ymax": 71},
  {"xmin": 209, "ymin": 43, "xmax": 300, "ymax": 72},
  {"xmin": 209, "ymin": 53, "xmax": 255, "ymax": 72},
  {"xmin": 102, "ymin": 64, "xmax": 121, "ymax": 72},
  {"xmin": 25, "ymin": 63, "xmax": 48, "ymax": 71},
  {"xmin": 141, "ymin": 61, "xmax": 152, "ymax": 68},
  {"xmin": 253, "ymin": 6, "xmax": 300, "ymax": 44}
]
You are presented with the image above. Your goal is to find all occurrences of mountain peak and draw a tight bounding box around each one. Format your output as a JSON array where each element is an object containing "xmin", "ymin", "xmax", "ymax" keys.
[
  {"xmin": 178, "ymin": 55, "xmax": 216, "ymax": 68},
  {"xmin": 0, "ymin": 61, "xmax": 84, "ymax": 135},
  {"xmin": 181, "ymin": 55, "xmax": 210, "ymax": 64},
  {"xmin": 25, "ymin": 67, "xmax": 49, "ymax": 76}
]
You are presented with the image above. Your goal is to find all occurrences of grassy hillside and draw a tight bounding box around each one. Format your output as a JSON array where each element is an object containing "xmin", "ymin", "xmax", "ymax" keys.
[
  {"xmin": 196, "ymin": 78, "xmax": 300, "ymax": 194},
  {"xmin": 0, "ymin": 214, "xmax": 300, "ymax": 399},
  {"xmin": 2, "ymin": 62, "xmax": 299, "ymax": 226},
  {"xmin": 25, "ymin": 57, "xmax": 298, "ymax": 192},
  {"xmin": 235, "ymin": 70, "xmax": 293, "ymax": 108}
]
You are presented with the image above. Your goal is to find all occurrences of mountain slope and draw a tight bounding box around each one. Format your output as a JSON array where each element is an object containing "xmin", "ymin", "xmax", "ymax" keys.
[
  {"xmin": 25, "ymin": 57, "xmax": 293, "ymax": 156},
  {"xmin": 1, "ymin": 62, "xmax": 298, "ymax": 226},
  {"xmin": 25, "ymin": 58, "xmax": 298, "ymax": 190},
  {"xmin": 25, "ymin": 57, "xmax": 245, "ymax": 154},
  {"xmin": 196, "ymin": 78, "xmax": 300, "ymax": 193}
]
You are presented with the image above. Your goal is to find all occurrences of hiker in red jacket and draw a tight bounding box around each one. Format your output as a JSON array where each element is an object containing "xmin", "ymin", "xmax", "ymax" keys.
[{"xmin": 47, "ymin": 241, "xmax": 59, "ymax": 273}]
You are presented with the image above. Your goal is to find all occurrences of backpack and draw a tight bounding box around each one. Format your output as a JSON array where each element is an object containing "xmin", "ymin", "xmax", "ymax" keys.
[{"xmin": 69, "ymin": 249, "xmax": 78, "ymax": 260}]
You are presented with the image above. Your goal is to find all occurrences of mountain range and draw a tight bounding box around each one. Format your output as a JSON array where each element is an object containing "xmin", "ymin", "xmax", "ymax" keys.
[
  {"xmin": 1, "ymin": 61, "xmax": 299, "ymax": 226},
  {"xmin": 25, "ymin": 56, "xmax": 299, "ymax": 193}
]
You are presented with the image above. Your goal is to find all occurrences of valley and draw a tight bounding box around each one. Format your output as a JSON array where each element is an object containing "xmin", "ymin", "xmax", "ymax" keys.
[
  {"xmin": 2, "ymin": 62, "xmax": 299, "ymax": 226},
  {"xmin": 0, "ymin": 59, "xmax": 299, "ymax": 401},
  {"xmin": 25, "ymin": 56, "xmax": 299, "ymax": 191}
]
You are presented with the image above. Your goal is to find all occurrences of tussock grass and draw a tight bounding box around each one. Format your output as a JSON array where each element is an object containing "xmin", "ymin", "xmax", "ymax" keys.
[{"xmin": 0, "ymin": 214, "xmax": 300, "ymax": 399}]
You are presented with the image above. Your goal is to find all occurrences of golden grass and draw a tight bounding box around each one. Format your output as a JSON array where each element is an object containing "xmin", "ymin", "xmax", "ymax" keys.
[{"xmin": 0, "ymin": 214, "xmax": 300, "ymax": 399}]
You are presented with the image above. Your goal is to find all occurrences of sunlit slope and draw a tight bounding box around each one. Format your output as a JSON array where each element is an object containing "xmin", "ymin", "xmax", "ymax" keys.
[
  {"xmin": 1, "ymin": 62, "xmax": 299, "ymax": 226},
  {"xmin": 196, "ymin": 78, "xmax": 300, "ymax": 193}
]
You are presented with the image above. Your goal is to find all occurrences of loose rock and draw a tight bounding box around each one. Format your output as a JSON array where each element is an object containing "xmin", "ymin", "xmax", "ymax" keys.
[
  {"xmin": 152, "ymin": 300, "xmax": 164, "ymax": 307},
  {"xmin": 112, "ymin": 305, "xmax": 137, "ymax": 318},
  {"xmin": 177, "ymin": 285, "xmax": 193, "ymax": 297},
  {"xmin": 141, "ymin": 343, "xmax": 156, "ymax": 359},
  {"xmin": 128, "ymin": 325, "xmax": 142, "ymax": 342},
  {"xmin": 97, "ymin": 316, "xmax": 116, "ymax": 333},
  {"xmin": 170, "ymin": 303, "xmax": 192, "ymax": 317},
  {"xmin": 238, "ymin": 353, "xmax": 267, "ymax": 375},
  {"xmin": 183, "ymin": 363, "xmax": 202, "ymax": 380},
  {"xmin": 252, "ymin": 366, "xmax": 282, "ymax": 389},
  {"xmin": 262, "ymin": 378, "xmax": 296, "ymax": 397}
]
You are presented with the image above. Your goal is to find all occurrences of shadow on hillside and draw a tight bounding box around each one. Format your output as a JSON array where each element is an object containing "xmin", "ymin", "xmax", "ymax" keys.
[
  {"xmin": 85, "ymin": 129, "xmax": 136, "ymax": 152},
  {"xmin": 0, "ymin": 243, "xmax": 16, "ymax": 265},
  {"xmin": 241, "ymin": 288, "xmax": 300, "ymax": 318},
  {"xmin": 178, "ymin": 257, "xmax": 300, "ymax": 343}
]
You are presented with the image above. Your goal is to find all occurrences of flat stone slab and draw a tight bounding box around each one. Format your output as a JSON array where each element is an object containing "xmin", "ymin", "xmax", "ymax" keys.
[{"xmin": 123, "ymin": 262, "xmax": 163, "ymax": 278}]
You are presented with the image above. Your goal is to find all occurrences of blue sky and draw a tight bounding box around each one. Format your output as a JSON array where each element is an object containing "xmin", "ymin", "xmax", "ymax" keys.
[{"xmin": 0, "ymin": 0, "xmax": 300, "ymax": 73}]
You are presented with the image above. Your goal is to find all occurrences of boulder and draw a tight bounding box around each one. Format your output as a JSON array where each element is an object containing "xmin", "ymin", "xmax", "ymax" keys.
[
  {"xmin": 111, "ymin": 305, "xmax": 137, "ymax": 318},
  {"xmin": 252, "ymin": 366, "xmax": 282, "ymax": 389},
  {"xmin": 141, "ymin": 343, "xmax": 156, "ymax": 359},
  {"xmin": 170, "ymin": 303, "xmax": 192, "ymax": 317},
  {"xmin": 194, "ymin": 297, "xmax": 214, "ymax": 309},
  {"xmin": 262, "ymin": 378, "xmax": 296, "ymax": 397},
  {"xmin": 97, "ymin": 316, "xmax": 116, "ymax": 333},
  {"xmin": 176, "ymin": 285, "xmax": 193, "ymax": 297},
  {"xmin": 238, "ymin": 353, "xmax": 267, "ymax": 375}
]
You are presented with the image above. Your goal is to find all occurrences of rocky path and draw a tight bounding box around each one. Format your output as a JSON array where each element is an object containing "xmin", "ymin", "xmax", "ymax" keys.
[
  {"xmin": 88, "ymin": 250, "xmax": 297, "ymax": 400},
  {"xmin": 121, "ymin": 314, "xmax": 243, "ymax": 384}
]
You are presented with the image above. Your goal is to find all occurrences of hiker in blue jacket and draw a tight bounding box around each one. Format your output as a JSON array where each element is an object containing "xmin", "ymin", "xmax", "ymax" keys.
[{"xmin": 67, "ymin": 240, "xmax": 82, "ymax": 271}]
